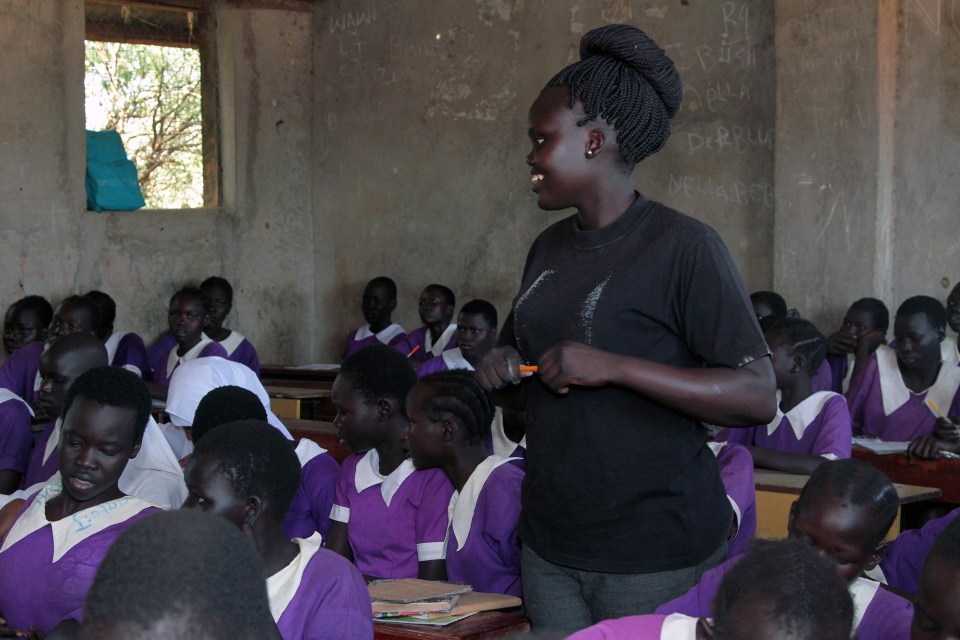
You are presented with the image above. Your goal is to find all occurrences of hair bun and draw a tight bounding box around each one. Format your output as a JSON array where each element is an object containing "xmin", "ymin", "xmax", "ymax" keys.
[{"xmin": 579, "ymin": 24, "xmax": 682, "ymax": 119}]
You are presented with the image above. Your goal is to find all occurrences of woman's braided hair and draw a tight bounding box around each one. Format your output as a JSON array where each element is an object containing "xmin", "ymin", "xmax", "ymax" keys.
[{"xmin": 417, "ymin": 371, "xmax": 495, "ymax": 446}]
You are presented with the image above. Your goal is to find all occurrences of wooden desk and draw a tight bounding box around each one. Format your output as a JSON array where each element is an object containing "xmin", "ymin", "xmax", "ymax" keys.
[
  {"xmin": 755, "ymin": 470, "xmax": 942, "ymax": 540},
  {"xmin": 852, "ymin": 447, "xmax": 960, "ymax": 504},
  {"xmin": 282, "ymin": 418, "xmax": 352, "ymax": 464},
  {"xmin": 373, "ymin": 611, "xmax": 530, "ymax": 639},
  {"xmin": 265, "ymin": 385, "xmax": 334, "ymax": 421},
  {"xmin": 260, "ymin": 364, "xmax": 340, "ymax": 390}
]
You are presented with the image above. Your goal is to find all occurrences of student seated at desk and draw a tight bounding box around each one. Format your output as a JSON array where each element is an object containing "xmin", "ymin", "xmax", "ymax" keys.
[
  {"xmin": 847, "ymin": 295, "xmax": 960, "ymax": 443},
  {"xmin": 910, "ymin": 515, "xmax": 960, "ymax": 640},
  {"xmin": 0, "ymin": 366, "xmax": 162, "ymax": 637},
  {"xmin": 569, "ymin": 539, "xmax": 854, "ymax": 640},
  {"xmin": 406, "ymin": 284, "xmax": 458, "ymax": 364},
  {"xmin": 656, "ymin": 459, "xmax": 914, "ymax": 640},
  {"xmin": 85, "ymin": 289, "xmax": 150, "ymax": 379},
  {"xmin": 2, "ymin": 295, "xmax": 51, "ymax": 356},
  {"xmin": 183, "ymin": 420, "xmax": 372, "ymax": 640},
  {"xmin": 149, "ymin": 287, "xmax": 227, "ymax": 388},
  {"xmin": 416, "ymin": 299, "xmax": 498, "ymax": 377},
  {"xmin": 201, "ymin": 276, "xmax": 261, "ymax": 375},
  {"xmin": 327, "ymin": 345, "xmax": 453, "ymax": 581},
  {"xmin": 405, "ymin": 371, "xmax": 523, "ymax": 596},
  {"xmin": 80, "ymin": 510, "xmax": 281, "ymax": 640},
  {"xmin": 751, "ymin": 290, "xmax": 833, "ymax": 393},
  {"xmin": 825, "ymin": 298, "xmax": 890, "ymax": 394},
  {"xmin": 190, "ymin": 384, "xmax": 337, "ymax": 541},
  {"xmin": 341, "ymin": 276, "xmax": 409, "ymax": 360},
  {"xmin": 717, "ymin": 318, "xmax": 851, "ymax": 475}
]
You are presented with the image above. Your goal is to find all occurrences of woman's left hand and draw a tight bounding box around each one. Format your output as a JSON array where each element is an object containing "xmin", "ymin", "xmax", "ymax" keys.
[{"xmin": 538, "ymin": 341, "xmax": 615, "ymax": 395}]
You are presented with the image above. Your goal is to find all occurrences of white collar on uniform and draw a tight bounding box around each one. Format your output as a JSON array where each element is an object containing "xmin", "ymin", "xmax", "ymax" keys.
[
  {"xmin": 767, "ymin": 391, "xmax": 843, "ymax": 439},
  {"xmin": 942, "ymin": 336, "xmax": 959, "ymax": 366},
  {"xmin": 104, "ymin": 331, "xmax": 128, "ymax": 364},
  {"xmin": 447, "ymin": 455, "xmax": 517, "ymax": 551},
  {"xmin": 355, "ymin": 323, "xmax": 405, "ymax": 345},
  {"xmin": 876, "ymin": 344, "xmax": 960, "ymax": 416},
  {"xmin": 266, "ymin": 532, "xmax": 323, "ymax": 622},
  {"xmin": 660, "ymin": 613, "xmax": 700, "ymax": 639},
  {"xmin": 426, "ymin": 324, "xmax": 458, "ymax": 356},
  {"xmin": 0, "ymin": 389, "xmax": 33, "ymax": 417},
  {"xmin": 489, "ymin": 407, "xmax": 526, "ymax": 458},
  {"xmin": 849, "ymin": 576, "xmax": 880, "ymax": 632},
  {"xmin": 842, "ymin": 352, "xmax": 856, "ymax": 392},
  {"xmin": 441, "ymin": 348, "xmax": 473, "ymax": 372},
  {"xmin": 354, "ymin": 449, "xmax": 416, "ymax": 506},
  {"xmin": 294, "ymin": 438, "xmax": 327, "ymax": 466},
  {"xmin": 0, "ymin": 480, "xmax": 159, "ymax": 561},
  {"xmin": 43, "ymin": 417, "xmax": 63, "ymax": 465},
  {"xmin": 165, "ymin": 333, "xmax": 215, "ymax": 377},
  {"xmin": 218, "ymin": 330, "xmax": 245, "ymax": 357}
]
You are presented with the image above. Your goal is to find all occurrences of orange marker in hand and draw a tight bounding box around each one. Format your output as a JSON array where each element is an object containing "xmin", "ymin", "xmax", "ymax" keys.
[{"xmin": 519, "ymin": 365, "xmax": 538, "ymax": 374}]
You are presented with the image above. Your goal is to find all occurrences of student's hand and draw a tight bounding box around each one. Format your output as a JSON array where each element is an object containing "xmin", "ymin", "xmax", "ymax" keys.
[
  {"xmin": 857, "ymin": 329, "xmax": 887, "ymax": 356},
  {"xmin": 0, "ymin": 619, "xmax": 25, "ymax": 638},
  {"xmin": 907, "ymin": 436, "xmax": 959, "ymax": 461},
  {"xmin": 826, "ymin": 330, "xmax": 856, "ymax": 356},
  {"xmin": 475, "ymin": 346, "xmax": 524, "ymax": 391},
  {"xmin": 538, "ymin": 341, "xmax": 614, "ymax": 395},
  {"xmin": 934, "ymin": 416, "xmax": 960, "ymax": 442}
]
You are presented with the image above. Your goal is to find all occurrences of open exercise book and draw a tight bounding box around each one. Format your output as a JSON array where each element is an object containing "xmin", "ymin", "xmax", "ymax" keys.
[
  {"xmin": 853, "ymin": 437, "xmax": 910, "ymax": 455},
  {"xmin": 369, "ymin": 579, "xmax": 521, "ymax": 626}
]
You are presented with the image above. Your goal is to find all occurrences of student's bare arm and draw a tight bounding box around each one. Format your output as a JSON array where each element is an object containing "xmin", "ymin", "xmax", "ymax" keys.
[
  {"xmin": 746, "ymin": 447, "xmax": 828, "ymax": 475},
  {"xmin": 418, "ymin": 559, "xmax": 447, "ymax": 581},
  {"xmin": 325, "ymin": 521, "xmax": 354, "ymax": 562}
]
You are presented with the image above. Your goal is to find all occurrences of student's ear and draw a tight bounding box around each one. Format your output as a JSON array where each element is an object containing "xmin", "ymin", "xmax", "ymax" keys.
[
  {"xmin": 377, "ymin": 397, "xmax": 397, "ymax": 420},
  {"xmin": 791, "ymin": 355, "xmax": 805, "ymax": 373},
  {"xmin": 128, "ymin": 439, "xmax": 142, "ymax": 460},
  {"xmin": 440, "ymin": 418, "xmax": 455, "ymax": 443},
  {"xmin": 585, "ymin": 128, "xmax": 606, "ymax": 158},
  {"xmin": 388, "ymin": 298, "xmax": 397, "ymax": 312},
  {"xmin": 936, "ymin": 325, "xmax": 946, "ymax": 342},
  {"xmin": 864, "ymin": 541, "xmax": 887, "ymax": 571},
  {"xmin": 243, "ymin": 495, "xmax": 264, "ymax": 530},
  {"xmin": 696, "ymin": 617, "xmax": 716, "ymax": 640}
]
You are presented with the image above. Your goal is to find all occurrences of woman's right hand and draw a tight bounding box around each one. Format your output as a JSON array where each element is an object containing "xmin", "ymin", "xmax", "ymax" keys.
[{"xmin": 476, "ymin": 346, "xmax": 523, "ymax": 391}]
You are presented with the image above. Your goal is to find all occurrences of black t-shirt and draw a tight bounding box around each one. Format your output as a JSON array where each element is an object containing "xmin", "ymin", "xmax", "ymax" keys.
[{"xmin": 501, "ymin": 194, "xmax": 769, "ymax": 573}]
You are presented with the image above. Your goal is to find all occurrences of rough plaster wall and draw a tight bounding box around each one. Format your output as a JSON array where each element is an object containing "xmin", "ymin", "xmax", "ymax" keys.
[
  {"xmin": 312, "ymin": 0, "xmax": 774, "ymax": 360},
  {"xmin": 773, "ymin": 0, "xmax": 881, "ymax": 328}
]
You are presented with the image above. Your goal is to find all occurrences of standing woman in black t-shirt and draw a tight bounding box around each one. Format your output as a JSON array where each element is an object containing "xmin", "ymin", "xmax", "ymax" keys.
[{"xmin": 475, "ymin": 24, "xmax": 777, "ymax": 635}]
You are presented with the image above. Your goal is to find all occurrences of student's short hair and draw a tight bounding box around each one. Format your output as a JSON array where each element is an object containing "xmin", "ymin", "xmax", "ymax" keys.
[
  {"xmin": 12, "ymin": 295, "xmax": 53, "ymax": 326},
  {"xmin": 57, "ymin": 294, "xmax": 102, "ymax": 329},
  {"xmin": 417, "ymin": 371, "xmax": 495, "ymax": 445},
  {"xmin": 84, "ymin": 290, "xmax": 116, "ymax": 328},
  {"xmin": 81, "ymin": 510, "xmax": 275, "ymax": 640},
  {"xmin": 62, "ymin": 366, "xmax": 151, "ymax": 444},
  {"xmin": 798, "ymin": 459, "xmax": 899, "ymax": 547},
  {"xmin": 849, "ymin": 297, "xmax": 890, "ymax": 332},
  {"xmin": 712, "ymin": 538, "xmax": 853, "ymax": 640},
  {"xmin": 191, "ymin": 385, "xmax": 268, "ymax": 444},
  {"xmin": 765, "ymin": 317, "xmax": 828, "ymax": 374},
  {"xmin": 201, "ymin": 276, "xmax": 234, "ymax": 304},
  {"xmin": 459, "ymin": 299, "xmax": 498, "ymax": 330},
  {"xmin": 750, "ymin": 290, "xmax": 789, "ymax": 318},
  {"xmin": 896, "ymin": 295, "xmax": 947, "ymax": 330},
  {"xmin": 169, "ymin": 286, "xmax": 211, "ymax": 315},
  {"xmin": 193, "ymin": 419, "xmax": 301, "ymax": 518},
  {"xmin": 927, "ymin": 515, "xmax": 960, "ymax": 570},
  {"xmin": 340, "ymin": 344, "xmax": 417, "ymax": 408},
  {"xmin": 367, "ymin": 276, "xmax": 397, "ymax": 300},
  {"xmin": 425, "ymin": 284, "xmax": 456, "ymax": 309}
]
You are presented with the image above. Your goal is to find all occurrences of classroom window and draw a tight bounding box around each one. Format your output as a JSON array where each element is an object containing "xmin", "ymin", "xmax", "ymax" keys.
[{"xmin": 84, "ymin": 1, "xmax": 219, "ymax": 209}]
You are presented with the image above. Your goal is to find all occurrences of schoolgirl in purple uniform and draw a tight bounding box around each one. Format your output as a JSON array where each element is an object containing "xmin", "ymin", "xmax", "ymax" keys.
[
  {"xmin": 201, "ymin": 276, "xmax": 261, "ymax": 375},
  {"xmin": 406, "ymin": 284, "xmax": 458, "ymax": 364},
  {"xmin": 870, "ymin": 507, "xmax": 960, "ymax": 594},
  {"xmin": 150, "ymin": 287, "xmax": 227, "ymax": 388},
  {"xmin": 0, "ymin": 390, "xmax": 33, "ymax": 495},
  {"xmin": 416, "ymin": 299, "xmax": 498, "ymax": 377},
  {"xmin": 0, "ymin": 366, "xmax": 161, "ymax": 637},
  {"xmin": 847, "ymin": 296, "xmax": 960, "ymax": 443},
  {"xmin": 341, "ymin": 276, "xmax": 410, "ymax": 361},
  {"xmin": 84, "ymin": 290, "xmax": 150, "ymax": 379},
  {"xmin": 183, "ymin": 420, "xmax": 372, "ymax": 640},
  {"xmin": 570, "ymin": 539, "xmax": 853, "ymax": 640},
  {"xmin": 405, "ymin": 370, "xmax": 523, "ymax": 596},
  {"xmin": 2, "ymin": 295, "xmax": 51, "ymax": 356},
  {"xmin": 327, "ymin": 345, "xmax": 453, "ymax": 580},
  {"xmin": 910, "ymin": 515, "xmax": 960, "ymax": 640},
  {"xmin": 824, "ymin": 298, "xmax": 890, "ymax": 394},
  {"xmin": 718, "ymin": 318, "xmax": 852, "ymax": 474},
  {"xmin": 751, "ymin": 291, "xmax": 834, "ymax": 393},
  {"xmin": 705, "ymin": 442, "xmax": 755, "ymax": 559},
  {"xmin": 656, "ymin": 459, "xmax": 914, "ymax": 640}
]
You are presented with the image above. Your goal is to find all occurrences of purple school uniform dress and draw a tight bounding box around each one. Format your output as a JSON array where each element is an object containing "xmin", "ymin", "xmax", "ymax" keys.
[
  {"xmin": 216, "ymin": 330, "xmax": 261, "ymax": 376},
  {"xmin": 706, "ymin": 442, "xmax": 755, "ymax": 559},
  {"xmin": 874, "ymin": 507, "xmax": 960, "ymax": 594},
  {"xmin": 22, "ymin": 418, "xmax": 59, "ymax": 489},
  {"xmin": 810, "ymin": 359, "xmax": 833, "ymax": 393},
  {"xmin": 656, "ymin": 556, "xmax": 913, "ymax": 640},
  {"xmin": 0, "ymin": 340, "xmax": 43, "ymax": 404},
  {"xmin": 566, "ymin": 613, "xmax": 699, "ymax": 640},
  {"xmin": 416, "ymin": 347, "xmax": 472, "ymax": 378},
  {"xmin": 268, "ymin": 533, "xmax": 373, "ymax": 640},
  {"xmin": 718, "ymin": 391, "xmax": 852, "ymax": 459},
  {"xmin": 329, "ymin": 450, "xmax": 454, "ymax": 579},
  {"xmin": 445, "ymin": 456, "xmax": 523, "ymax": 596},
  {"xmin": 284, "ymin": 439, "xmax": 339, "ymax": 540},
  {"xmin": 847, "ymin": 345, "xmax": 960, "ymax": 441},
  {"xmin": 0, "ymin": 482, "xmax": 160, "ymax": 634},
  {"xmin": 151, "ymin": 335, "xmax": 228, "ymax": 388},
  {"xmin": 406, "ymin": 324, "xmax": 458, "ymax": 362},
  {"xmin": 341, "ymin": 324, "xmax": 409, "ymax": 361},
  {"xmin": 0, "ymin": 391, "xmax": 34, "ymax": 476},
  {"xmin": 104, "ymin": 331, "xmax": 150, "ymax": 379},
  {"xmin": 146, "ymin": 332, "xmax": 177, "ymax": 382},
  {"xmin": 826, "ymin": 352, "xmax": 856, "ymax": 394}
]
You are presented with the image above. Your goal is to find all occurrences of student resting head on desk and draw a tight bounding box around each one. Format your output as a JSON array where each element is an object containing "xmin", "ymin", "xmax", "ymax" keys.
[
  {"xmin": 200, "ymin": 275, "xmax": 261, "ymax": 376},
  {"xmin": 341, "ymin": 276, "xmax": 409, "ymax": 361},
  {"xmin": 825, "ymin": 297, "xmax": 890, "ymax": 394},
  {"xmin": 182, "ymin": 420, "xmax": 372, "ymax": 640},
  {"xmin": 2, "ymin": 294, "xmax": 51, "ymax": 356},
  {"xmin": 657, "ymin": 459, "xmax": 913, "ymax": 640},
  {"xmin": 407, "ymin": 283, "xmax": 458, "ymax": 364}
]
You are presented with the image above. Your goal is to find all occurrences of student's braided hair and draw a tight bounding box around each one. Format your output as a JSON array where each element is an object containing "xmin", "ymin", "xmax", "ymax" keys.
[
  {"xmin": 712, "ymin": 538, "xmax": 853, "ymax": 640},
  {"xmin": 545, "ymin": 23, "xmax": 682, "ymax": 165},
  {"xmin": 798, "ymin": 459, "xmax": 899, "ymax": 547},
  {"xmin": 417, "ymin": 371, "xmax": 495, "ymax": 445},
  {"xmin": 897, "ymin": 295, "xmax": 947, "ymax": 330},
  {"xmin": 850, "ymin": 297, "xmax": 890, "ymax": 332},
  {"xmin": 765, "ymin": 317, "xmax": 828, "ymax": 375}
]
